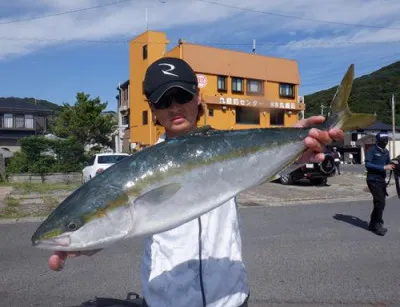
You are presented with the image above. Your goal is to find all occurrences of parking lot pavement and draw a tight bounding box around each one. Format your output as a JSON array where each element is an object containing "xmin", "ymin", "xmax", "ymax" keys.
[{"xmin": 237, "ymin": 165, "xmax": 397, "ymax": 207}]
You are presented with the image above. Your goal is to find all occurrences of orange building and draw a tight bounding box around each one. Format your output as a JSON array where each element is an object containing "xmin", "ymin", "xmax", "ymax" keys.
[{"xmin": 118, "ymin": 30, "xmax": 305, "ymax": 151}]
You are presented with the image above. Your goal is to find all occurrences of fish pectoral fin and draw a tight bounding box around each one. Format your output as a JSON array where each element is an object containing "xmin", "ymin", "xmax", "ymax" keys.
[{"xmin": 134, "ymin": 183, "xmax": 182, "ymax": 206}]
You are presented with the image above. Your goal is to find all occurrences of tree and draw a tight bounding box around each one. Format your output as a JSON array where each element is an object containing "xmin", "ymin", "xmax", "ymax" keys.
[
  {"xmin": 6, "ymin": 136, "xmax": 86, "ymax": 174},
  {"xmin": 50, "ymin": 92, "xmax": 116, "ymax": 147},
  {"xmin": 304, "ymin": 60, "xmax": 400, "ymax": 125}
]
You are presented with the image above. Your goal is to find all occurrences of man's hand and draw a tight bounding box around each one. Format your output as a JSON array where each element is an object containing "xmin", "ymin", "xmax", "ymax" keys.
[
  {"xmin": 384, "ymin": 164, "xmax": 395, "ymax": 171},
  {"xmin": 295, "ymin": 115, "xmax": 344, "ymax": 163},
  {"xmin": 48, "ymin": 249, "xmax": 102, "ymax": 272}
]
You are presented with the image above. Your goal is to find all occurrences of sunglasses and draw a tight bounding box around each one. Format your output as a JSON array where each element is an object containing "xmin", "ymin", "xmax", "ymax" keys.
[{"xmin": 153, "ymin": 88, "xmax": 194, "ymax": 110}]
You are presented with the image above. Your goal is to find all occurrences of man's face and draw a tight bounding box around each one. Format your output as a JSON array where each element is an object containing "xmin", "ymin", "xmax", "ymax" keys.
[
  {"xmin": 151, "ymin": 87, "xmax": 200, "ymax": 137},
  {"xmin": 378, "ymin": 139, "xmax": 388, "ymax": 148}
]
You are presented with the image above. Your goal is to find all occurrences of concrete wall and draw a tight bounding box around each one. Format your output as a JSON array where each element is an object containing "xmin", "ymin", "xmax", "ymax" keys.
[{"xmin": 7, "ymin": 173, "xmax": 81, "ymax": 184}]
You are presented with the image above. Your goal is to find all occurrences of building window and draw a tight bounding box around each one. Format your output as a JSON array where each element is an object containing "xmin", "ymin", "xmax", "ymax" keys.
[
  {"xmin": 279, "ymin": 83, "xmax": 294, "ymax": 98},
  {"xmin": 122, "ymin": 115, "xmax": 129, "ymax": 126},
  {"xmin": 247, "ymin": 79, "xmax": 263, "ymax": 95},
  {"xmin": 15, "ymin": 115, "xmax": 24, "ymax": 128},
  {"xmin": 235, "ymin": 107, "xmax": 259, "ymax": 125},
  {"xmin": 208, "ymin": 108, "xmax": 214, "ymax": 117},
  {"xmin": 270, "ymin": 109, "xmax": 285, "ymax": 126},
  {"xmin": 217, "ymin": 76, "xmax": 227, "ymax": 91},
  {"xmin": 143, "ymin": 45, "xmax": 148, "ymax": 60},
  {"xmin": 142, "ymin": 110, "xmax": 148, "ymax": 125},
  {"xmin": 123, "ymin": 88, "xmax": 128, "ymax": 101},
  {"xmin": 232, "ymin": 77, "xmax": 243, "ymax": 93},
  {"xmin": 4, "ymin": 113, "xmax": 13, "ymax": 128}
]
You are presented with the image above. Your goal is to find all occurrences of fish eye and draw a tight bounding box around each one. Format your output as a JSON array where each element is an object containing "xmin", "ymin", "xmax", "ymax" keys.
[
  {"xmin": 65, "ymin": 218, "xmax": 83, "ymax": 232},
  {"xmin": 68, "ymin": 222, "xmax": 77, "ymax": 231}
]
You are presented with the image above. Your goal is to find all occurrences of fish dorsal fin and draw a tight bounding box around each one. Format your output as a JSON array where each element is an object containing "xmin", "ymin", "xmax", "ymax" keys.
[
  {"xmin": 188, "ymin": 125, "xmax": 214, "ymax": 136},
  {"xmin": 134, "ymin": 183, "xmax": 182, "ymax": 207}
]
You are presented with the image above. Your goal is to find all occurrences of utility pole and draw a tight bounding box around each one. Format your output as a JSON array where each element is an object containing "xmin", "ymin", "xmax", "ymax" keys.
[
  {"xmin": 145, "ymin": 7, "xmax": 148, "ymax": 30},
  {"xmin": 392, "ymin": 94, "xmax": 396, "ymax": 158},
  {"xmin": 320, "ymin": 103, "xmax": 326, "ymax": 116}
]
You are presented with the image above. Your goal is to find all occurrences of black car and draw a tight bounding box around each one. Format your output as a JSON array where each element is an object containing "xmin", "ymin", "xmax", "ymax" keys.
[{"xmin": 279, "ymin": 153, "xmax": 336, "ymax": 185}]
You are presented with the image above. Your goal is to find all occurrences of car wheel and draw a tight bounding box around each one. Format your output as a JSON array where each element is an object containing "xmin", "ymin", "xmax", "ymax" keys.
[
  {"xmin": 319, "ymin": 154, "xmax": 335, "ymax": 174},
  {"xmin": 280, "ymin": 174, "xmax": 293, "ymax": 185}
]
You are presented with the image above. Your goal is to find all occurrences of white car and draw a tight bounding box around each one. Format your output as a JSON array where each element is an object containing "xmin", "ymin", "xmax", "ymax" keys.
[{"xmin": 82, "ymin": 153, "xmax": 130, "ymax": 183}]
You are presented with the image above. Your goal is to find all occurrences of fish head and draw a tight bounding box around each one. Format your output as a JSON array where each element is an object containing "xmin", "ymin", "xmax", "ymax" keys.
[
  {"xmin": 31, "ymin": 208, "xmax": 84, "ymax": 250},
  {"xmin": 31, "ymin": 182, "xmax": 133, "ymax": 251}
]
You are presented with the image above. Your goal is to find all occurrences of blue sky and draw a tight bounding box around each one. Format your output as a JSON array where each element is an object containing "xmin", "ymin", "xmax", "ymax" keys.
[{"xmin": 0, "ymin": 0, "xmax": 399, "ymax": 112}]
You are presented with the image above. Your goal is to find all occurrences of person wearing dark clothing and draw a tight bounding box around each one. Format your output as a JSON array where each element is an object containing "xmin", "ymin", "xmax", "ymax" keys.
[
  {"xmin": 365, "ymin": 132, "xmax": 395, "ymax": 236},
  {"xmin": 332, "ymin": 147, "xmax": 341, "ymax": 175}
]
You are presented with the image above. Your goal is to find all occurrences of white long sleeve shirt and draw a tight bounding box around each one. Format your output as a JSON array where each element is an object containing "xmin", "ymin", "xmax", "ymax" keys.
[{"xmin": 141, "ymin": 134, "xmax": 249, "ymax": 307}]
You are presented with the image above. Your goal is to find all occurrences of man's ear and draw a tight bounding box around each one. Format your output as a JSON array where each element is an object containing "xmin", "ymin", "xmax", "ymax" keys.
[{"xmin": 196, "ymin": 88, "xmax": 201, "ymax": 105}]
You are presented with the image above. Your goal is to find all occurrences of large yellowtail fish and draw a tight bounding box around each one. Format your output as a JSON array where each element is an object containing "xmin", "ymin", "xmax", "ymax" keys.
[{"xmin": 31, "ymin": 64, "xmax": 375, "ymax": 252}]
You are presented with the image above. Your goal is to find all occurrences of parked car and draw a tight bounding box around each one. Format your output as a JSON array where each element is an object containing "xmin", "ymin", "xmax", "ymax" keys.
[
  {"xmin": 279, "ymin": 153, "xmax": 336, "ymax": 186},
  {"xmin": 82, "ymin": 153, "xmax": 130, "ymax": 183}
]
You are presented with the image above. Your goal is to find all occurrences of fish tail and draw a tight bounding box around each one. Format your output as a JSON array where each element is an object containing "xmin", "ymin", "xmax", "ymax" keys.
[{"xmin": 321, "ymin": 64, "xmax": 376, "ymax": 132}]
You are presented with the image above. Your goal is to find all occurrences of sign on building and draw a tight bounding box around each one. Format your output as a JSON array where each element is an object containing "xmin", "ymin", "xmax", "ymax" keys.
[
  {"xmin": 196, "ymin": 74, "xmax": 208, "ymax": 88},
  {"xmin": 217, "ymin": 97, "xmax": 298, "ymax": 110}
]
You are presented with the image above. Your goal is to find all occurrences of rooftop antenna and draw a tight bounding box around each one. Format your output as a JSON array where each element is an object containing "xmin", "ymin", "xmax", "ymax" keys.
[
  {"xmin": 145, "ymin": 7, "xmax": 148, "ymax": 30},
  {"xmin": 252, "ymin": 39, "xmax": 256, "ymax": 54}
]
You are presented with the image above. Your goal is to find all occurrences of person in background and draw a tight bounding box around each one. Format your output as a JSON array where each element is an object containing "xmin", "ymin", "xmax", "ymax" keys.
[
  {"xmin": 365, "ymin": 132, "xmax": 394, "ymax": 236},
  {"xmin": 332, "ymin": 147, "xmax": 341, "ymax": 175},
  {"xmin": 348, "ymin": 153, "xmax": 354, "ymax": 164},
  {"xmin": 47, "ymin": 57, "xmax": 345, "ymax": 307}
]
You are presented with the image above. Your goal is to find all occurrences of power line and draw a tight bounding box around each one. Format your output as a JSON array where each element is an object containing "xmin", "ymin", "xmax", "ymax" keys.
[
  {"xmin": 0, "ymin": 0, "xmax": 132, "ymax": 25},
  {"xmin": 1, "ymin": 0, "xmax": 398, "ymax": 32},
  {"xmin": 196, "ymin": 0, "xmax": 400, "ymax": 30},
  {"xmin": 1, "ymin": 36, "xmax": 399, "ymax": 48},
  {"xmin": 0, "ymin": 37, "xmax": 130, "ymax": 44}
]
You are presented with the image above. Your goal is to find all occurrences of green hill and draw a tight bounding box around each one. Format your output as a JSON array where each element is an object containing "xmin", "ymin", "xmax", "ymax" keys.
[
  {"xmin": 304, "ymin": 61, "xmax": 400, "ymax": 125},
  {"xmin": 0, "ymin": 97, "xmax": 60, "ymax": 111}
]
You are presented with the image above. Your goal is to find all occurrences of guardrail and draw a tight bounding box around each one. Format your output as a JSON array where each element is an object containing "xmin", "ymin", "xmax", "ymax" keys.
[{"xmin": 6, "ymin": 173, "xmax": 82, "ymax": 184}]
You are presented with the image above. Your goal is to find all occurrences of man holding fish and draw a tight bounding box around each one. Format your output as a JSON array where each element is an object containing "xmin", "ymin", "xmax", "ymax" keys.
[{"xmin": 34, "ymin": 57, "xmax": 375, "ymax": 307}]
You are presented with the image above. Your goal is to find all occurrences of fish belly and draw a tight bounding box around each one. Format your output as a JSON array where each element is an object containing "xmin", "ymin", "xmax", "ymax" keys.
[{"xmin": 130, "ymin": 141, "xmax": 303, "ymax": 237}]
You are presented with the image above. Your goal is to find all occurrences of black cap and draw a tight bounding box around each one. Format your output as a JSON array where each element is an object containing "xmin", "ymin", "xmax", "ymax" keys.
[{"xmin": 143, "ymin": 57, "xmax": 198, "ymax": 105}]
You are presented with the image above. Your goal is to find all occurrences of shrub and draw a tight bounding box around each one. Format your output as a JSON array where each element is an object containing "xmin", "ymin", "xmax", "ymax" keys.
[{"xmin": 6, "ymin": 136, "xmax": 85, "ymax": 174}]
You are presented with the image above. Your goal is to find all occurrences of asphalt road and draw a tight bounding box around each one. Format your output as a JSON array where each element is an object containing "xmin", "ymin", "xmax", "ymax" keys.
[{"xmin": 1, "ymin": 198, "xmax": 400, "ymax": 307}]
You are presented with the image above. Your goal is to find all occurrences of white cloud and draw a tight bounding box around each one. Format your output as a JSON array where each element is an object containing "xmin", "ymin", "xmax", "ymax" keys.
[
  {"xmin": 284, "ymin": 26, "xmax": 400, "ymax": 49},
  {"xmin": 0, "ymin": 0, "xmax": 399, "ymax": 59}
]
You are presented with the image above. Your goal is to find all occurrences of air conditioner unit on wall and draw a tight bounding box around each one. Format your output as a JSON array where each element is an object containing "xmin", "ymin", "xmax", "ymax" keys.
[{"xmin": 298, "ymin": 96, "xmax": 304, "ymax": 104}]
